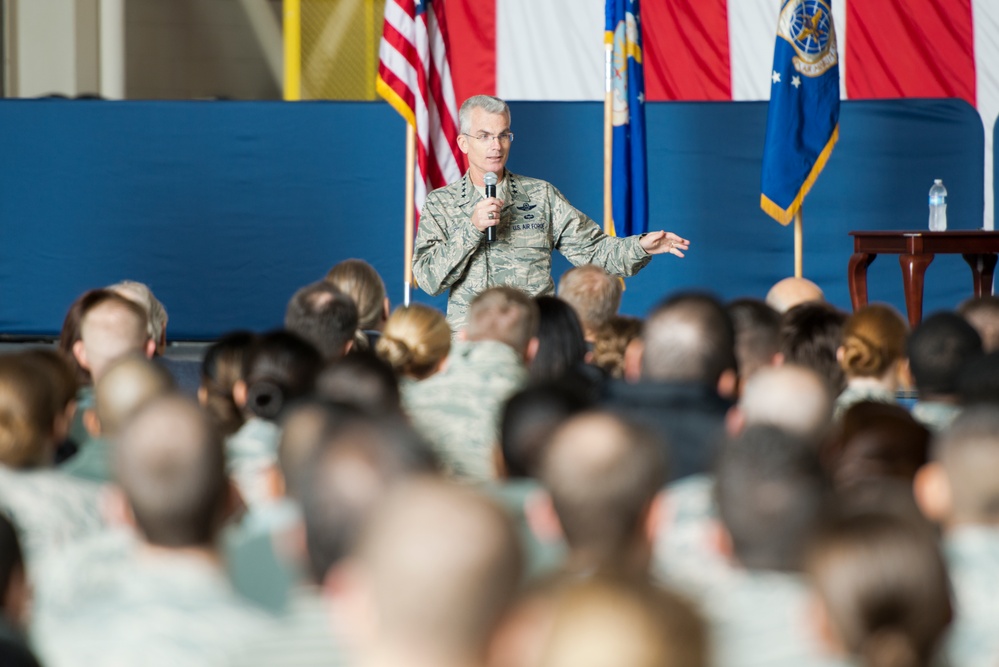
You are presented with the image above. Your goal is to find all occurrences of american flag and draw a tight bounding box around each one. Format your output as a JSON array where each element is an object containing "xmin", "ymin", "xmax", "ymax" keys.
[{"xmin": 376, "ymin": 0, "xmax": 463, "ymax": 222}]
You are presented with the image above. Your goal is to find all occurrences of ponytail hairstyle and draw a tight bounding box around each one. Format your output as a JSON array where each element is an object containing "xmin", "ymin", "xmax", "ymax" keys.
[
  {"xmin": 376, "ymin": 304, "xmax": 451, "ymax": 380},
  {"xmin": 242, "ymin": 330, "xmax": 323, "ymax": 422},
  {"xmin": 200, "ymin": 331, "xmax": 258, "ymax": 437},
  {"xmin": 805, "ymin": 512, "xmax": 951, "ymax": 667}
]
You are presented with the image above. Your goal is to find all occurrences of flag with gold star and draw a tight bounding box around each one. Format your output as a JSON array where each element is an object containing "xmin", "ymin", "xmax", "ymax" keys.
[{"xmin": 760, "ymin": 0, "xmax": 840, "ymax": 225}]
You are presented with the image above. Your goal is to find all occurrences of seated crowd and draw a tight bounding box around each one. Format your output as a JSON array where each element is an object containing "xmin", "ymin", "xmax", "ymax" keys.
[{"xmin": 1, "ymin": 265, "xmax": 998, "ymax": 667}]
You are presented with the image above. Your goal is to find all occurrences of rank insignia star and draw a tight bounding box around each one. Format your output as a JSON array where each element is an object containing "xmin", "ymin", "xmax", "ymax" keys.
[{"xmin": 772, "ymin": 70, "xmax": 781, "ymax": 84}]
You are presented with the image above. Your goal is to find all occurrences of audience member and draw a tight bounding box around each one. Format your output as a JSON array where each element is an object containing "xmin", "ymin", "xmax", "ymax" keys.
[
  {"xmin": 198, "ymin": 331, "xmax": 258, "ymax": 437},
  {"xmin": 907, "ymin": 311, "xmax": 982, "ymax": 432},
  {"xmin": 914, "ymin": 407, "xmax": 999, "ymax": 667},
  {"xmin": 403, "ymin": 287, "xmax": 538, "ymax": 482},
  {"xmin": 780, "ymin": 301, "xmax": 848, "ymax": 396},
  {"xmin": 804, "ymin": 512, "xmax": 951, "ymax": 667},
  {"xmin": 32, "ymin": 395, "xmax": 272, "ymax": 667},
  {"xmin": 106, "ymin": 280, "xmax": 168, "ymax": 355},
  {"xmin": 329, "ymin": 479, "xmax": 522, "ymax": 667},
  {"xmin": 71, "ymin": 290, "xmax": 155, "ymax": 383},
  {"xmin": 727, "ymin": 298, "xmax": 782, "ymax": 391},
  {"xmin": 705, "ymin": 425, "xmax": 838, "ymax": 667},
  {"xmin": 0, "ymin": 515, "xmax": 41, "ymax": 667},
  {"xmin": 326, "ymin": 259, "xmax": 390, "ymax": 347},
  {"xmin": 13, "ymin": 348, "xmax": 78, "ymax": 463},
  {"xmin": 57, "ymin": 288, "xmax": 106, "ymax": 386},
  {"xmin": 590, "ymin": 315, "xmax": 642, "ymax": 380},
  {"xmin": 957, "ymin": 349, "xmax": 999, "ymax": 405},
  {"xmin": 315, "ymin": 350, "xmax": 402, "ymax": 416},
  {"xmin": 529, "ymin": 296, "xmax": 588, "ymax": 384},
  {"xmin": 728, "ymin": 364, "xmax": 833, "ymax": 444},
  {"xmin": 492, "ymin": 574, "xmax": 707, "ymax": 667},
  {"xmin": 766, "ymin": 276, "xmax": 824, "ymax": 313},
  {"xmin": 539, "ymin": 411, "xmax": 666, "ymax": 579},
  {"xmin": 229, "ymin": 403, "xmax": 435, "ymax": 667},
  {"xmin": 227, "ymin": 330, "xmax": 322, "ymax": 509},
  {"xmin": 835, "ymin": 304, "xmax": 908, "ymax": 418},
  {"xmin": 822, "ymin": 401, "xmax": 929, "ymax": 492},
  {"xmin": 958, "ymin": 294, "xmax": 999, "ymax": 352},
  {"xmin": 285, "ymin": 281, "xmax": 359, "ymax": 362},
  {"xmin": 0, "ymin": 354, "xmax": 105, "ymax": 577},
  {"xmin": 63, "ymin": 355, "xmax": 175, "ymax": 483},
  {"xmin": 603, "ymin": 292, "xmax": 736, "ymax": 482},
  {"xmin": 376, "ymin": 303, "xmax": 451, "ymax": 381},
  {"xmin": 556, "ymin": 264, "xmax": 622, "ymax": 343}
]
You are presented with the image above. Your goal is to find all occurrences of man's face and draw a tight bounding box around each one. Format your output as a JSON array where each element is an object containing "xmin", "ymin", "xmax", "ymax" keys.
[{"xmin": 457, "ymin": 107, "xmax": 511, "ymax": 184}]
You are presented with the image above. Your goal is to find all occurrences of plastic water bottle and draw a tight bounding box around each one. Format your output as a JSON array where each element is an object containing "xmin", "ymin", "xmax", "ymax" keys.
[{"xmin": 928, "ymin": 179, "xmax": 947, "ymax": 231}]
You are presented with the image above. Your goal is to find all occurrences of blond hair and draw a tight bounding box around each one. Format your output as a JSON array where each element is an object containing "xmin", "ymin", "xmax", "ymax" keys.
[
  {"xmin": 840, "ymin": 304, "xmax": 908, "ymax": 379},
  {"xmin": 376, "ymin": 304, "xmax": 451, "ymax": 380},
  {"xmin": 326, "ymin": 259, "xmax": 387, "ymax": 332}
]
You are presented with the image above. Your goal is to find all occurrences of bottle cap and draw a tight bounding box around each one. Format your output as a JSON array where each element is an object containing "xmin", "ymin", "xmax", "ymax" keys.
[{"xmin": 934, "ymin": 179, "xmax": 943, "ymax": 184}]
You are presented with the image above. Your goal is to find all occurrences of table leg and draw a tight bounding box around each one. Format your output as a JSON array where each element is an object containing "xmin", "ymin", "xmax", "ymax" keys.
[
  {"xmin": 899, "ymin": 253, "xmax": 934, "ymax": 328},
  {"xmin": 961, "ymin": 253, "xmax": 998, "ymax": 297},
  {"xmin": 848, "ymin": 252, "xmax": 876, "ymax": 312}
]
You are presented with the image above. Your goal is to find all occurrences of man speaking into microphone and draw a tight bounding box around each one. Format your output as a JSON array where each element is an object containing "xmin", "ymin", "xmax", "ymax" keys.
[{"xmin": 413, "ymin": 94, "xmax": 690, "ymax": 333}]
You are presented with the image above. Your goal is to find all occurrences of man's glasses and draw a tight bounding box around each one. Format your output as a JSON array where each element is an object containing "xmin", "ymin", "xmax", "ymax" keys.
[{"xmin": 462, "ymin": 132, "xmax": 514, "ymax": 145}]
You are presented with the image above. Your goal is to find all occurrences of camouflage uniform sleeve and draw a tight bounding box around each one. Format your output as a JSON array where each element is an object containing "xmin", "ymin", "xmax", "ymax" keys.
[
  {"xmin": 549, "ymin": 185, "xmax": 652, "ymax": 276},
  {"xmin": 412, "ymin": 188, "xmax": 485, "ymax": 296}
]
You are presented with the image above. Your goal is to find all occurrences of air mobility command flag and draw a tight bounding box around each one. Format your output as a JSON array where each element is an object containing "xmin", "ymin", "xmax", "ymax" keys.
[
  {"xmin": 760, "ymin": 0, "xmax": 840, "ymax": 225},
  {"xmin": 605, "ymin": 0, "xmax": 648, "ymax": 237}
]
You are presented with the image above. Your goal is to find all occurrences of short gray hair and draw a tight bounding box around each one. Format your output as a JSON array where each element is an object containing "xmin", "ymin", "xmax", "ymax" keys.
[{"xmin": 459, "ymin": 95, "xmax": 511, "ymax": 135}]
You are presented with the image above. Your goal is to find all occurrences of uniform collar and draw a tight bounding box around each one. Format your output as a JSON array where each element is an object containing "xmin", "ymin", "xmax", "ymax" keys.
[{"xmin": 458, "ymin": 170, "xmax": 529, "ymax": 208}]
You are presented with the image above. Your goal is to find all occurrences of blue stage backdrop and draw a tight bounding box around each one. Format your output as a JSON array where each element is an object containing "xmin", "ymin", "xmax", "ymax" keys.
[{"xmin": 0, "ymin": 98, "xmax": 985, "ymax": 338}]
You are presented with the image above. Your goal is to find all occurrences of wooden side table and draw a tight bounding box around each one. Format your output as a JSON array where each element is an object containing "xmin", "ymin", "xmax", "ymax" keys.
[{"xmin": 848, "ymin": 231, "xmax": 999, "ymax": 328}]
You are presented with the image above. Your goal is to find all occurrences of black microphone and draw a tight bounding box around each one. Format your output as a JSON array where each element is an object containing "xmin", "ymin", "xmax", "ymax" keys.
[{"xmin": 484, "ymin": 171, "xmax": 498, "ymax": 243}]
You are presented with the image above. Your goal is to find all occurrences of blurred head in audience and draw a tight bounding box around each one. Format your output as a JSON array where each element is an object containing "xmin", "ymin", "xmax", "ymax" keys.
[
  {"xmin": 107, "ymin": 280, "xmax": 169, "ymax": 355},
  {"xmin": 530, "ymin": 296, "xmax": 587, "ymax": 383},
  {"xmin": 301, "ymin": 410, "xmax": 436, "ymax": 584},
  {"xmin": 729, "ymin": 364, "xmax": 833, "ymax": 443},
  {"xmin": 823, "ymin": 401, "xmax": 930, "ymax": 491},
  {"xmin": 326, "ymin": 258, "xmax": 389, "ymax": 333},
  {"xmin": 591, "ymin": 315, "xmax": 642, "ymax": 380},
  {"xmin": 315, "ymin": 350, "xmax": 402, "ymax": 415},
  {"xmin": 804, "ymin": 512, "xmax": 950, "ymax": 667},
  {"xmin": 285, "ymin": 281, "xmax": 359, "ymax": 362},
  {"xmin": 907, "ymin": 312, "xmax": 982, "ymax": 402},
  {"xmin": 198, "ymin": 331, "xmax": 258, "ymax": 437},
  {"xmin": 466, "ymin": 287, "xmax": 540, "ymax": 361},
  {"xmin": 780, "ymin": 301, "xmax": 848, "ymax": 396},
  {"xmin": 334, "ymin": 479, "xmax": 521, "ymax": 667},
  {"xmin": 716, "ymin": 425, "xmax": 828, "ymax": 572},
  {"xmin": 957, "ymin": 294, "xmax": 999, "ymax": 353},
  {"xmin": 727, "ymin": 298, "xmax": 782, "ymax": 389},
  {"xmin": 838, "ymin": 304, "xmax": 909, "ymax": 390},
  {"xmin": 72, "ymin": 291, "xmax": 154, "ymax": 383},
  {"xmin": 235, "ymin": 330, "xmax": 322, "ymax": 424},
  {"xmin": 556, "ymin": 264, "xmax": 622, "ymax": 342},
  {"xmin": 89, "ymin": 355, "xmax": 175, "ymax": 441},
  {"xmin": 915, "ymin": 406, "xmax": 999, "ymax": 529},
  {"xmin": 498, "ymin": 380, "xmax": 592, "ymax": 480},
  {"xmin": 540, "ymin": 411, "xmax": 666, "ymax": 576},
  {"xmin": 114, "ymin": 395, "xmax": 229, "ymax": 549},
  {"xmin": 766, "ymin": 276, "xmax": 824, "ymax": 314},
  {"xmin": 0, "ymin": 354, "xmax": 59, "ymax": 468},
  {"xmin": 376, "ymin": 304, "xmax": 451, "ymax": 380},
  {"xmin": 59, "ymin": 288, "xmax": 109, "ymax": 386},
  {"xmin": 495, "ymin": 575, "xmax": 707, "ymax": 667},
  {"xmin": 636, "ymin": 292, "xmax": 737, "ymax": 398},
  {"xmin": 18, "ymin": 348, "xmax": 79, "ymax": 447}
]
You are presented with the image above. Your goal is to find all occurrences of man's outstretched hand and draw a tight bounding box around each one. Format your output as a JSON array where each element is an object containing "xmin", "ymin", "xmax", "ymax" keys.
[{"xmin": 640, "ymin": 231, "xmax": 690, "ymax": 257}]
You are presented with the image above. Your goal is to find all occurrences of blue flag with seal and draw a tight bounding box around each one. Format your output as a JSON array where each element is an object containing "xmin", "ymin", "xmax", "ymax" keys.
[
  {"xmin": 761, "ymin": 0, "xmax": 840, "ymax": 225},
  {"xmin": 605, "ymin": 0, "xmax": 648, "ymax": 237}
]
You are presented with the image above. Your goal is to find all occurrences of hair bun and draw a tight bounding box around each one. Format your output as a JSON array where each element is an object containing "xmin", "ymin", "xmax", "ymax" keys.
[{"xmin": 246, "ymin": 379, "xmax": 285, "ymax": 421}]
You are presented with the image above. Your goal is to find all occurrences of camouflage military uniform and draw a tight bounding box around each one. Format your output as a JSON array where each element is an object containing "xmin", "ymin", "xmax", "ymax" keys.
[
  {"xmin": 31, "ymin": 530, "xmax": 274, "ymax": 667},
  {"xmin": 413, "ymin": 171, "xmax": 652, "ymax": 332},
  {"xmin": 942, "ymin": 526, "xmax": 999, "ymax": 667},
  {"xmin": 401, "ymin": 340, "xmax": 527, "ymax": 482}
]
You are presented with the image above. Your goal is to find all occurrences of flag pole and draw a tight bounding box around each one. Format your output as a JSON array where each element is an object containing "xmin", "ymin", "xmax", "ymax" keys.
[
  {"xmin": 794, "ymin": 208, "xmax": 803, "ymax": 278},
  {"xmin": 603, "ymin": 37, "xmax": 614, "ymax": 235},
  {"xmin": 283, "ymin": 0, "xmax": 301, "ymax": 101},
  {"xmin": 404, "ymin": 123, "xmax": 417, "ymax": 306}
]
